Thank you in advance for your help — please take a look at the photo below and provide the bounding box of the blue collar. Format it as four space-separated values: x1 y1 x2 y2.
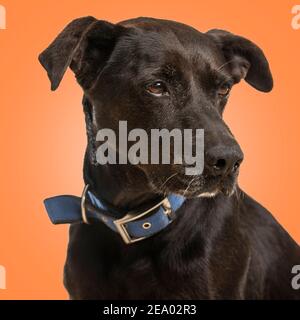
44 185 185 244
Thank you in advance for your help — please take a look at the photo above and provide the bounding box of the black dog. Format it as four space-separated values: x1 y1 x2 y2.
39 16 300 299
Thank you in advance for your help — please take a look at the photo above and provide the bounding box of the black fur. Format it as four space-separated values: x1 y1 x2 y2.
39 16 300 299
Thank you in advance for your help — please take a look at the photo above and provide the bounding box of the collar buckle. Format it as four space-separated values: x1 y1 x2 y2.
114 197 172 244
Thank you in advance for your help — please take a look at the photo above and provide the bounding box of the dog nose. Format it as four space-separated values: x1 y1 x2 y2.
205 145 244 176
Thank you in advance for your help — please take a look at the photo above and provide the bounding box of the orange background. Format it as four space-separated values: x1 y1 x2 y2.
0 0 299 299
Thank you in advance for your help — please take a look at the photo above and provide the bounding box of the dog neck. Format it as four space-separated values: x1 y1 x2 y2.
83 152 163 213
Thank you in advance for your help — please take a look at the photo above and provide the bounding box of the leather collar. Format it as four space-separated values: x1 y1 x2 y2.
44 185 185 244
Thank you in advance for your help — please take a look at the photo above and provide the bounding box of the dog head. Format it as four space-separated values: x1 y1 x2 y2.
39 16 273 198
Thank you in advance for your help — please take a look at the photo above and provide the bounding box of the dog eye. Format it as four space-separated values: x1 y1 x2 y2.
217 85 231 97
146 81 169 96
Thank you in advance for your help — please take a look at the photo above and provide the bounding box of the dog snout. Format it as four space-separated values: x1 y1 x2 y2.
205 144 244 177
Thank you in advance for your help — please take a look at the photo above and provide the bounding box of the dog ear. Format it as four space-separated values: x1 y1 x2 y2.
38 16 124 91
206 29 273 92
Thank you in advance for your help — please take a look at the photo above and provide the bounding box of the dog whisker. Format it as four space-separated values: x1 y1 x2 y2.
182 176 197 197
216 58 235 71
159 173 179 189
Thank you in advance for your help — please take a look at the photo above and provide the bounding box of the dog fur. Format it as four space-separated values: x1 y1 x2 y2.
39 16 300 299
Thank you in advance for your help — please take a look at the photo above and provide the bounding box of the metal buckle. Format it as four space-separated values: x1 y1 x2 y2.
114 197 172 244
81 184 90 224
81 184 173 244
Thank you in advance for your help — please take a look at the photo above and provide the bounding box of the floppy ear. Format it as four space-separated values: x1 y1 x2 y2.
207 29 273 92
38 16 124 91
